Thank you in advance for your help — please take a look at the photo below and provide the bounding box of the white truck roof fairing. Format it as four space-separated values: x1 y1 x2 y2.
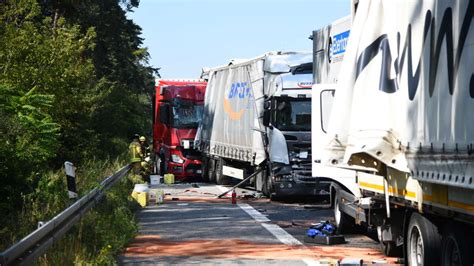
312 16 351 84
271 73 313 97
196 51 313 164
203 51 312 74
263 51 312 73
322 0 474 182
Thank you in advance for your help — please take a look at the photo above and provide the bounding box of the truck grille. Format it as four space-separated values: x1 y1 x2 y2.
186 164 202 174
181 149 202 160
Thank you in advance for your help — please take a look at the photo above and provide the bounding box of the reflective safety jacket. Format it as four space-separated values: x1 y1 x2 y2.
129 140 143 163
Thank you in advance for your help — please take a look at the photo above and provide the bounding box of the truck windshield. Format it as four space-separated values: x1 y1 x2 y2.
171 100 203 128
274 98 311 131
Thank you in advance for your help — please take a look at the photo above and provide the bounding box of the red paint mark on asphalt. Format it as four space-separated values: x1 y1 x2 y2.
123 235 398 263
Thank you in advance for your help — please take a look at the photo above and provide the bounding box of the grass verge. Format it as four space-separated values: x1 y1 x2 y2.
1 156 141 264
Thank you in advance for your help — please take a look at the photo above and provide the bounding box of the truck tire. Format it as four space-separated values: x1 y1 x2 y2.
201 158 210 182
215 159 229 185
441 223 473 266
334 189 353 234
154 155 165 176
153 156 159 174
262 169 274 198
208 159 216 183
406 213 441 266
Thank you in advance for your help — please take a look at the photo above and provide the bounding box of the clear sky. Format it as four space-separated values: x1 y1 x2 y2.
127 0 350 79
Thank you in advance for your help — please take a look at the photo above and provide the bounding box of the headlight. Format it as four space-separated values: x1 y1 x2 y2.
182 140 191 149
171 154 184 164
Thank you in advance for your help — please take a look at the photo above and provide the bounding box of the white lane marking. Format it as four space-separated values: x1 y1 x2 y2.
238 203 271 222
216 185 230 193
261 223 302 245
302 258 320 266
241 204 319 265
215 185 318 265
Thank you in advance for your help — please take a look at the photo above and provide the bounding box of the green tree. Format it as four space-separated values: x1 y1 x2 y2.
0 0 96 224
0 0 155 244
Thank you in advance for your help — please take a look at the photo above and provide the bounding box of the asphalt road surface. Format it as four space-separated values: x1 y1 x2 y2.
119 183 401 265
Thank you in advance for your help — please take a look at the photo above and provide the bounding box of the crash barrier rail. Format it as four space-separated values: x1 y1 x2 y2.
0 164 131 266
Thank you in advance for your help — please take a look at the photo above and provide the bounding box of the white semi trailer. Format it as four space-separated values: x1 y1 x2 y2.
197 52 328 198
311 0 474 265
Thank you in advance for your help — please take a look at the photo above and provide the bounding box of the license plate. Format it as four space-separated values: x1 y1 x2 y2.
196 170 202 174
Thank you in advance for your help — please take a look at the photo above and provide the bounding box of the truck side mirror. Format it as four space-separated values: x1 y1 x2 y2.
263 109 270 127
159 104 170 125
262 99 271 127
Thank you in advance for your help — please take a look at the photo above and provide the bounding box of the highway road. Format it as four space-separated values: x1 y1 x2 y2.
119 183 400 265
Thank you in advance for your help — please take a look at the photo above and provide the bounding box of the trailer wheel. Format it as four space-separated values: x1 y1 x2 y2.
441 223 473 266
208 159 216 183
406 213 441 266
334 189 353 234
215 159 229 185
201 158 210 182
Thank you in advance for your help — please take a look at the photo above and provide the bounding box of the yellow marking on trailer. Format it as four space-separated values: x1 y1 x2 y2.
358 181 384 193
423 195 433 202
448 200 474 212
358 181 416 198
422 195 474 213
431 184 448 205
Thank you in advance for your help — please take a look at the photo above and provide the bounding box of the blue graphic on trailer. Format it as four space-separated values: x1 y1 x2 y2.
329 30 350 61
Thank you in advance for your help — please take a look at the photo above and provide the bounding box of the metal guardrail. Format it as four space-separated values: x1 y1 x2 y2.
0 164 131 266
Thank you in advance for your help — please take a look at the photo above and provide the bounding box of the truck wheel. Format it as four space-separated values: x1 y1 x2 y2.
215 159 229 185
154 155 164 176
153 157 159 174
201 158 210 182
406 213 441 266
441 223 473 266
334 189 353 234
261 167 273 197
208 159 216 183
262 174 269 197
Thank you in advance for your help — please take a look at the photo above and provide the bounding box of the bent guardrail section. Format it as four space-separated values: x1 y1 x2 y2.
0 165 131 266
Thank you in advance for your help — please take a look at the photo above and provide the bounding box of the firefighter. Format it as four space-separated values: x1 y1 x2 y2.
139 136 152 182
129 134 143 177
139 136 150 156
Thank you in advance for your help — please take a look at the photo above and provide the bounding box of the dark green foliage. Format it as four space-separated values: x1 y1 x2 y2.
0 0 155 261
0 158 140 264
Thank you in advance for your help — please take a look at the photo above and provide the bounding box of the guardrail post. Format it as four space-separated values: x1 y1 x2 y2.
64 162 77 199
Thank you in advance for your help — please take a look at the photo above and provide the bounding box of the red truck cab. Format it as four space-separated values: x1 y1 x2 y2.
153 79 207 180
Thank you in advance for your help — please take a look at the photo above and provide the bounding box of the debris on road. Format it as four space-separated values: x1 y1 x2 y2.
305 221 345 245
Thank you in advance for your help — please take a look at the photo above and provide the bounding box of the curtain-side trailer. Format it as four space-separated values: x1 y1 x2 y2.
311 0 474 264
